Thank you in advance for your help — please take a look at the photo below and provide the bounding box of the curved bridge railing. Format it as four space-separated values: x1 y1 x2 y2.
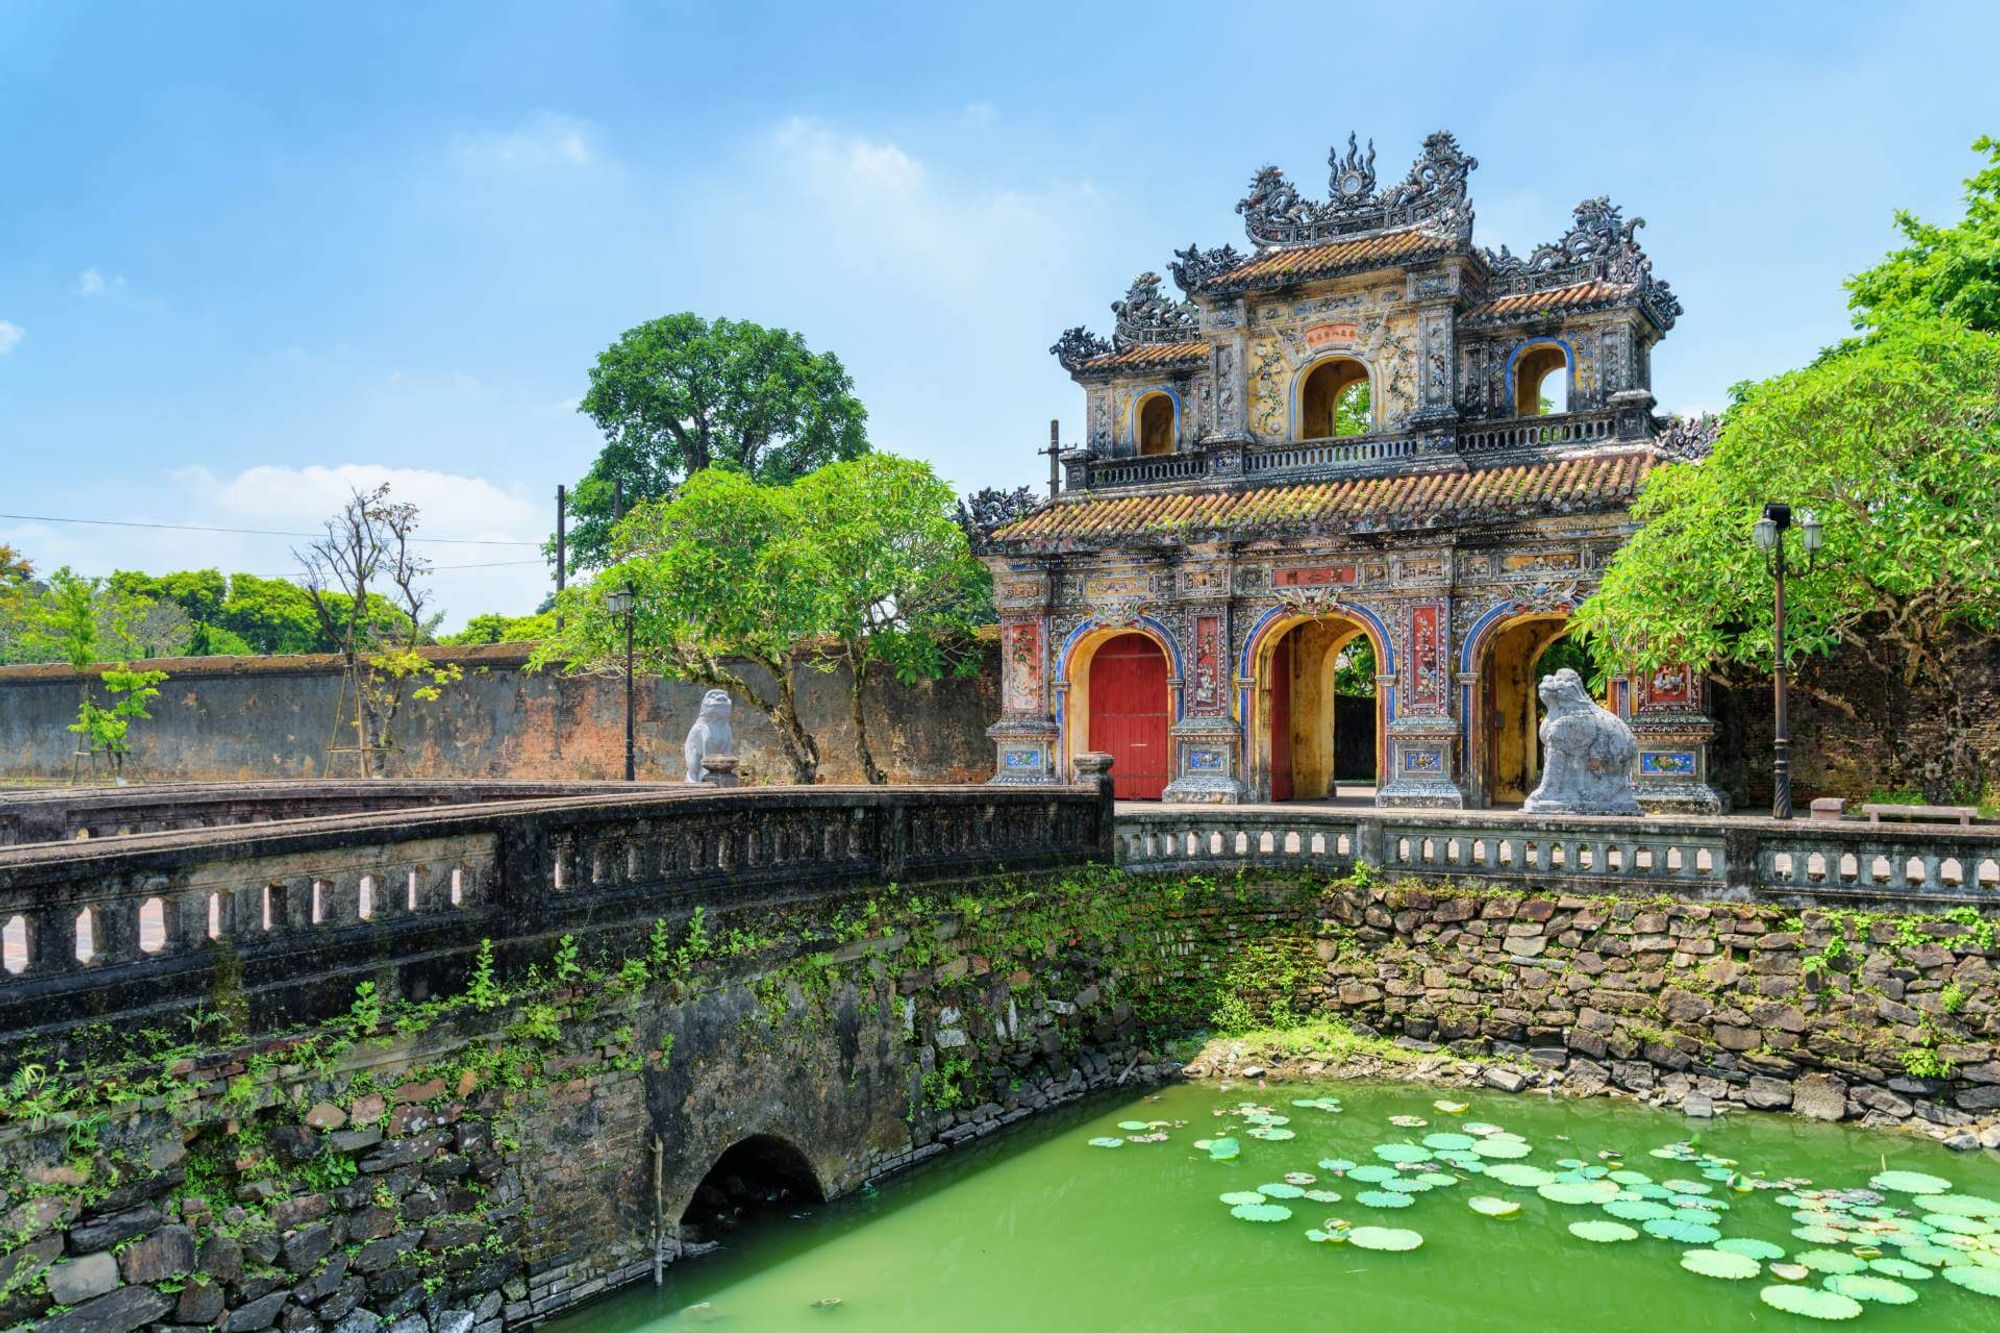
0 782 1114 1046
1115 806 2000 905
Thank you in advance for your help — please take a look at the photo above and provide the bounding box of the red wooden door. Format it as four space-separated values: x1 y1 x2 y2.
1088 634 1169 800
1270 635 1294 802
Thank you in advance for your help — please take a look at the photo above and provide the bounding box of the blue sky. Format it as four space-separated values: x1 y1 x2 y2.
2 2 1995 626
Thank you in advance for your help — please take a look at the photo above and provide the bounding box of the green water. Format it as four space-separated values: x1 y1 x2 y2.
550 1081 2000 1332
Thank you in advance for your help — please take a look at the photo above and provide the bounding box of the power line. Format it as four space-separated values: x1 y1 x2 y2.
0 512 544 547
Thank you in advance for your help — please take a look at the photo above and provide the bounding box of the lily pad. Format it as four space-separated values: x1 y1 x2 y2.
1871 1170 1953 1195
1374 1144 1433 1164
1087 1137 1125 1148
1283 1172 1317 1186
1642 1218 1722 1245
1795 1249 1868 1275
1433 1099 1468 1114
1759 1285 1864 1320
1609 1170 1654 1186
1942 1265 2000 1296
1207 1137 1240 1161
1867 1257 1934 1280
1303 1189 1343 1204
1770 1263 1811 1281
1423 1132 1478 1152
1463 1122 1506 1137
1824 1274 1919 1305
1472 1137 1533 1160
1570 1220 1639 1243
1715 1237 1787 1261
1355 1190 1414 1209
1540 1180 1621 1206
1928 1194 2000 1219
1484 1163 1557 1189
1348 1226 1424 1252
1259 1182 1306 1199
1220 1190 1268 1206
1468 1196 1520 1218
1248 1127 1296 1142
1925 1213 1995 1236
1681 1249 1761 1279
1388 1114 1429 1128
1346 1165 1400 1184
1231 1201 1293 1222
1317 1158 1358 1174
1605 1199 1675 1222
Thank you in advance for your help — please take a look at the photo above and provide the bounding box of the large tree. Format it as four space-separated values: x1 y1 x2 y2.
1846 137 2000 335
531 468 832 782
1573 318 2000 797
564 314 870 570
792 455 990 783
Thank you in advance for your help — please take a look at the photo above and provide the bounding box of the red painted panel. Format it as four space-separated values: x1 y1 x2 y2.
1271 636 1294 802
1088 634 1170 800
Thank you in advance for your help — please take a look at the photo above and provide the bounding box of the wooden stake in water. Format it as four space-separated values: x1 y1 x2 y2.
653 1134 665 1287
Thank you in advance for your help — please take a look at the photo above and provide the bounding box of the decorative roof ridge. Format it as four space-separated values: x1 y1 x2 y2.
1052 271 1204 371
1480 197 1682 330
1233 130 1478 251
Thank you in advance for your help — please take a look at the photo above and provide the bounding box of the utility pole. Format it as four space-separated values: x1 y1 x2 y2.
553 484 566 630
1039 419 1063 498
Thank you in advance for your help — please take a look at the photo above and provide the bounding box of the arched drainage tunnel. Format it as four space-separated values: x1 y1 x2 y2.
678 1135 828 1245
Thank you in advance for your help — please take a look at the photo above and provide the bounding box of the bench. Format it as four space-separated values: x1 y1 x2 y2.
1861 802 1979 827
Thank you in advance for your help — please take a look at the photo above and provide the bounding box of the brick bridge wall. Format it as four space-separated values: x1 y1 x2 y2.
0 641 996 787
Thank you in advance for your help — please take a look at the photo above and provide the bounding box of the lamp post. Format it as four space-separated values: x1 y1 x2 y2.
1750 502 1822 819
604 582 638 782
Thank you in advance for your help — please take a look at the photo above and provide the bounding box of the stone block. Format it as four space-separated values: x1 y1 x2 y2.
38 1282 172 1333
1792 1073 1848 1122
177 1278 227 1325
47 1252 122 1305
1744 1076 1793 1110
222 1290 295 1332
69 1205 161 1253
119 1224 194 1283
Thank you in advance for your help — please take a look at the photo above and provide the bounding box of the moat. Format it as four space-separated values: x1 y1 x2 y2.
549 1080 2000 1332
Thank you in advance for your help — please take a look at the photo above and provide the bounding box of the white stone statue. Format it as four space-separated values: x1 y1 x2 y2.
683 689 734 783
1522 668 1642 815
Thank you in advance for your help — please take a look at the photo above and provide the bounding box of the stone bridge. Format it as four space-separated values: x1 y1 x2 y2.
3 780 1997 1333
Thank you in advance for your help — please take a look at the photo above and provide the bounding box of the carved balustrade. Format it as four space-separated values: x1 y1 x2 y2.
1071 409 1624 492
1116 807 2000 905
0 783 1113 1044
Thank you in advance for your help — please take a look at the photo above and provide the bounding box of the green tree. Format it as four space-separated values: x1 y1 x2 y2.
531 468 833 782
791 454 991 783
215 573 331 654
1573 318 2000 797
565 314 870 570
69 665 170 783
1333 380 1372 437
1847 137 2000 335
0 544 34 664
441 611 556 645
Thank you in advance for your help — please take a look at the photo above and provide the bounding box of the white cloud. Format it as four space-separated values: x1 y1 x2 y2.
455 112 596 172
75 268 124 297
0 321 23 355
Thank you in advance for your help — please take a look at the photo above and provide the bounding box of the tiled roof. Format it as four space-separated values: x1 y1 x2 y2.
990 450 1652 549
1213 228 1459 289
1464 280 1630 321
1076 340 1211 372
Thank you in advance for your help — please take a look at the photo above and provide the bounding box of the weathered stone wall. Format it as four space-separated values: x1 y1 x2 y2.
1709 630 2000 808
1312 882 2000 1142
0 642 997 787
0 871 1308 1333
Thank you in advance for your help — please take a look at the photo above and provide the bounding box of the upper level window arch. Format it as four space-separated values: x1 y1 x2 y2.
1134 390 1177 456
1511 341 1571 417
1297 357 1372 439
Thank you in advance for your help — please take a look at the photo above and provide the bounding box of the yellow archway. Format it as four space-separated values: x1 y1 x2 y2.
1478 612 1576 805
1248 611 1387 802
1295 356 1373 439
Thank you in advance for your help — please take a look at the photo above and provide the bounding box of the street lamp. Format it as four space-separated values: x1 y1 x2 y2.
1750 502 1821 819
604 582 639 782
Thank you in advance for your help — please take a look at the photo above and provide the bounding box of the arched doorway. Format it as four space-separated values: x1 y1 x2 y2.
1480 614 1579 805
1258 615 1381 802
1513 343 1570 416
679 1134 825 1244
1085 633 1170 799
1137 393 1176 455
1298 358 1372 438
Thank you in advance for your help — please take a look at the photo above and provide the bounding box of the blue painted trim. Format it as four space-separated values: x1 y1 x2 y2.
1126 385 1183 451
1504 336 1575 412
1287 352 1376 439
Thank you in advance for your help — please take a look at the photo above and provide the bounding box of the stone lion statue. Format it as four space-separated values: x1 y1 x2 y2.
1522 668 1641 815
683 689 734 784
